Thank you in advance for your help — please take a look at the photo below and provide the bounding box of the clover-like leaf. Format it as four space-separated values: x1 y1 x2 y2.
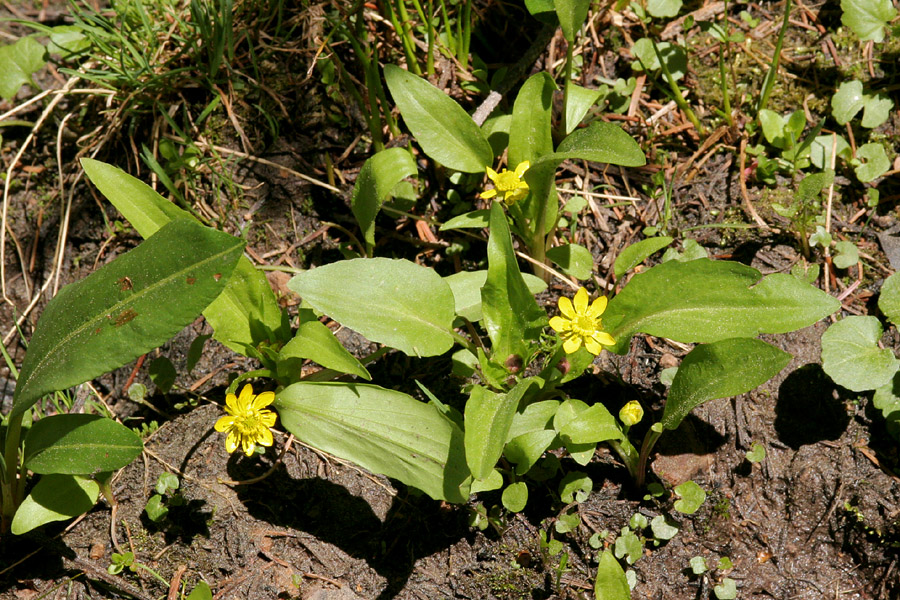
840 0 897 42
821 316 899 392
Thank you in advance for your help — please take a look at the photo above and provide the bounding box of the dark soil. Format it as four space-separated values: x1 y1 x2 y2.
2 1 900 599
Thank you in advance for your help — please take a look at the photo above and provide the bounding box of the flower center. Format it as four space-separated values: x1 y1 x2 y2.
495 170 523 191
233 411 264 435
573 315 598 336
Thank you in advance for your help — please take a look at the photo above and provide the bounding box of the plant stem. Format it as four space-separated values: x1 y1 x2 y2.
651 38 705 137
560 41 574 138
756 0 791 115
608 436 641 481
635 426 663 489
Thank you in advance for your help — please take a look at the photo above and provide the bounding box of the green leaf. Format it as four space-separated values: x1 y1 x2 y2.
840 0 896 42
278 319 371 380
465 379 536 480
440 209 491 231
810 134 850 170
690 556 708 575
821 316 899 392
745 441 766 463
646 0 682 18
758 109 786 146
24 414 142 474
557 401 622 444
555 0 591 41
614 529 643 565
186 334 211 373
0 36 46 101
650 515 679 540
502 481 529 512
148 357 176 393
662 338 790 430
614 237 673 279
878 272 900 327
481 203 549 361
861 92 893 128
351 147 417 249
833 241 859 269
48 25 90 55
186 582 212 600
713 578 737 600
444 270 547 322
383 64 492 173
509 72 556 168
559 471 592 503
831 80 865 125
80 158 287 354
595 550 631 600
854 143 890 183
10 474 100 535
508 400 559 440
630 39 687 80
564 82 602 134
288 257 456 357
604 259 840 354
673 480 706 514
12 219 243 418
470 469 504 493
506 430 557 475
546 243 593 280
553 121 646 167
275 382 470 503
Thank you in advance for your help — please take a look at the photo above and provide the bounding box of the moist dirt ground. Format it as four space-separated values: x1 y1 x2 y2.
1 1 900 599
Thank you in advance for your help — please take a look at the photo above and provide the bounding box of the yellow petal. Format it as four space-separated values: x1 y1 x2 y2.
480 188 497 199
237 384 254 406
214 416 235 432
587 296 608 318
573 287 589 314
486 167 499 182
225 431 239 453
260 411 277 428
584 337 603 355
594 331 616 346
242 438 256 456
252 391 275 410
549 315 571 333
562 335 583 354
257 427 274 447
514 161 530 177
224 393 239 414
558 296 576 319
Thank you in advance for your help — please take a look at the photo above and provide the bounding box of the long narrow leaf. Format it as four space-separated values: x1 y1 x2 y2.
12 219 243 417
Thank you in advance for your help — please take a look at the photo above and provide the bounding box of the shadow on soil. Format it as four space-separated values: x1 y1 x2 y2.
235 468 468 600
774 363 851 449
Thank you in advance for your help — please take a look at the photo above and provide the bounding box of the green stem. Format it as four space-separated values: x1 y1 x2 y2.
651 38 705 137
756 0 791 115
560 42 574 138
459 0 472 70
387 0 422 75
1 412 24 528
718 0 732 126
635 426 663 489
608 435 641 481
226 369 275 396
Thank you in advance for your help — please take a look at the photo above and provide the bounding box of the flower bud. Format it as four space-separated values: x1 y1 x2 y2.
556 357 571 375
619 400 644 427
505 354 523 374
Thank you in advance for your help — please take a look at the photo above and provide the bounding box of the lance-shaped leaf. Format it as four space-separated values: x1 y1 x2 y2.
465 379 536 480
613 236 673 279
277 317 371 380
288 257 456 357
383 64 492 173
444 270 547 322
509 72 556 168
661 338 791 430
595 549 631 600
81 158 287 353
351 147 418 250
10 474 100 535
275 382 470 503
555 0 591 41
564 82 602 135
603 259 840 354
821 316 899 392
24 414 142 474
12 219 243 417
481 203 549 362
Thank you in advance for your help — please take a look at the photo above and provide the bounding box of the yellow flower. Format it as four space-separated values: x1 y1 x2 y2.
549 287 615 355
214 384 277 456
619 400 644 427
480 161 530 205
